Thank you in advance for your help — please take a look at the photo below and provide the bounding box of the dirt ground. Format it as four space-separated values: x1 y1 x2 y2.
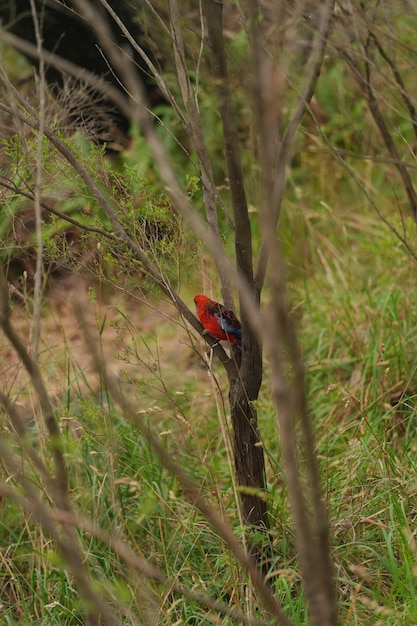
0 275 207 424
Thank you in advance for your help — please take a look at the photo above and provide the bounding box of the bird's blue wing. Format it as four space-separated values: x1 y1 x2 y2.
216 313 241 336
216 306 242 348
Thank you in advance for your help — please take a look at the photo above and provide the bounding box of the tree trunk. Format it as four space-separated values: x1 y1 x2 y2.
229 377 268 530
228 327 270 572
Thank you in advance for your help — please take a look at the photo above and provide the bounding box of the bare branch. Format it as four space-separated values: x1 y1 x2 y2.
371 33 417 143
333 7 417 221
203 0 254 288
169 0 234 307
255 0 335 289
266 248 337 626
99 0 187 121
29 0 45 359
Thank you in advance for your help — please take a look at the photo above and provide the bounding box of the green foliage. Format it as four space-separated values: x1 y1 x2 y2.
0 126 198 292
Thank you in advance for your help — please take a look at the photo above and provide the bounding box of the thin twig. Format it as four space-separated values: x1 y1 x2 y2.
169 0 234 307
266 248 337 626
203 1 254 289
29 0 45 359
0 177 118 239
371 32 417 142
333 15 417 221
255 0 335 290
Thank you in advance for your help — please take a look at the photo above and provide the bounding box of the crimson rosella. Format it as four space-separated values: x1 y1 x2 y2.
194 294 242 349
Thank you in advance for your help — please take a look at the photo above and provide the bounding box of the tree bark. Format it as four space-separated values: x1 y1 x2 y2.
229 377 268 531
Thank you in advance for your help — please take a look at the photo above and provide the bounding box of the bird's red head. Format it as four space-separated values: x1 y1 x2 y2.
194 294 210 307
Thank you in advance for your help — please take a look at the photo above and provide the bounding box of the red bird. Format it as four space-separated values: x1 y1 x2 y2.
194 294 242 349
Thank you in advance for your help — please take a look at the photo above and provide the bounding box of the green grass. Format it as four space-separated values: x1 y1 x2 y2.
3 178 417 624
281 181 417 624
